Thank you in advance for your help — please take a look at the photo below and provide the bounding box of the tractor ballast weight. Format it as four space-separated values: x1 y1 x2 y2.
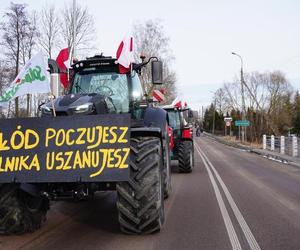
0 54 172 235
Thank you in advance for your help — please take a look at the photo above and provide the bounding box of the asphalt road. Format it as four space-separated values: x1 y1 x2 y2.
1 135 300 250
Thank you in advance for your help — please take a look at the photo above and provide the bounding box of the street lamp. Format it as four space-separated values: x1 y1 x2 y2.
232 52 246 141
231 52 243 69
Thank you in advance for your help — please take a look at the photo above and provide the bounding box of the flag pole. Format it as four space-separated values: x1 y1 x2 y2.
6 101 10 118
65 0 76 89
67 44 73 83
73 0 76 60
50 95 56 117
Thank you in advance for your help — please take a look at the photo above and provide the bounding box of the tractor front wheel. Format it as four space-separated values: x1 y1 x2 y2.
0 184 49 235
117 137 165 234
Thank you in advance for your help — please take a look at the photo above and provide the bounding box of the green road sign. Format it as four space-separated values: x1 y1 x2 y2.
235 120 250 126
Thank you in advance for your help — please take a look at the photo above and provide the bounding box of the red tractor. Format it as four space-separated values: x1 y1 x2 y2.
163 103 194 173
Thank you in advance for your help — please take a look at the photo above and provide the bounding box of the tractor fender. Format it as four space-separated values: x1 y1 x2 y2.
48 59 59 73
131 107 169 172
143 107 168 139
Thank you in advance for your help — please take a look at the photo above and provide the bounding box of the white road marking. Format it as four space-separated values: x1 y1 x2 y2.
195 143 261 250
195 144 242 250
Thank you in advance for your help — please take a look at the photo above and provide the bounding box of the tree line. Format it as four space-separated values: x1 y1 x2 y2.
203 70 300 141
0 2 177 118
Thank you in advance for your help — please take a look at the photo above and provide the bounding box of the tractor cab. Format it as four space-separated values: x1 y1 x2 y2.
41 56 145 117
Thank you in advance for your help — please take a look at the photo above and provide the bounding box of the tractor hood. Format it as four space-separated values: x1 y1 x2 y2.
41 93 110 116
55 93 94 108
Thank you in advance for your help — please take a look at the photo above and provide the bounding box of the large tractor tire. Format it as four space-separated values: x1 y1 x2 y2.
0 184 49 235
163 133 172 199
178 140 194 173
117 137 165 234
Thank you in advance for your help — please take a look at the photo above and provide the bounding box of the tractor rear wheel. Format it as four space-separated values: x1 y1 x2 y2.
178 140 194 173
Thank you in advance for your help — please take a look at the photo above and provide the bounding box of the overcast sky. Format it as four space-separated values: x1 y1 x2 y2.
1 0 300 110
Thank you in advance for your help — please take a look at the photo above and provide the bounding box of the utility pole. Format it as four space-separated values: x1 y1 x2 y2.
212 99 216 134
240 64 246 141
232 52 246 142
202 105 204 127
241 67 247 141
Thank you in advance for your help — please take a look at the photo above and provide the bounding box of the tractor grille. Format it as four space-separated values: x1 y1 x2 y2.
55 111 68 116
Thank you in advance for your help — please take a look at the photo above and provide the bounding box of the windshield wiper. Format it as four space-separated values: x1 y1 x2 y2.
74 80 85 94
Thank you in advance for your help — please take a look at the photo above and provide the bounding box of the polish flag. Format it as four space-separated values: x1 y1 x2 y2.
174 101 182 109
116 34 134 74
171 97 188 109
171 97 182 109
56 48 69 88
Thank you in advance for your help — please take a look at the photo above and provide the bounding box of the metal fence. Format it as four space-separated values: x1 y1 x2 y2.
263 135 299 158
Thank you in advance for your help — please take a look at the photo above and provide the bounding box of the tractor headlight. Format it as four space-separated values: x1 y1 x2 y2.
73 102 93 113
41 105 52 114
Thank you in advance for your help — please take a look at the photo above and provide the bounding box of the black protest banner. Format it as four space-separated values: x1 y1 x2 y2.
0 114 130 183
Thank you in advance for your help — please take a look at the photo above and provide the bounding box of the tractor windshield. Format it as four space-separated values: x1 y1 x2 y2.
167 110 181 130
71 70 134 113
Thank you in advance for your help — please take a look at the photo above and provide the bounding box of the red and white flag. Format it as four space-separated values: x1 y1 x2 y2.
116 34 134 74
174 101 182 109
171 97 188 109
56 48 69 88
171 97 182 108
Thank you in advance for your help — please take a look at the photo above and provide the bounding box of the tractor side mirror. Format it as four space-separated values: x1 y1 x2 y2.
188 110 194 118
48 59 59 73
151 60 163 84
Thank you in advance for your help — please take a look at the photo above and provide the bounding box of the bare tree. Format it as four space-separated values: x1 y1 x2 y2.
0 60 13 93
215 70 293 138
15 10 39 117
61 2 96 59
39 5 61 58
222 80 241 110
244 71 292 134
133 19 177 103
27 12 39 60
0 60 13 117
162 66 177 103
0 3 31 117
1 3 29 76
20 11 39 64
213 87 229 114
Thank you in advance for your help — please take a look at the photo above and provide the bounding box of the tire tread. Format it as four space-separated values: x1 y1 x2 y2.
117 137 164 234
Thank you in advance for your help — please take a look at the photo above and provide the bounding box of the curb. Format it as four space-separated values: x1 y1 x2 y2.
250 148 300 168
203 132 300 169
203 132 251 151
